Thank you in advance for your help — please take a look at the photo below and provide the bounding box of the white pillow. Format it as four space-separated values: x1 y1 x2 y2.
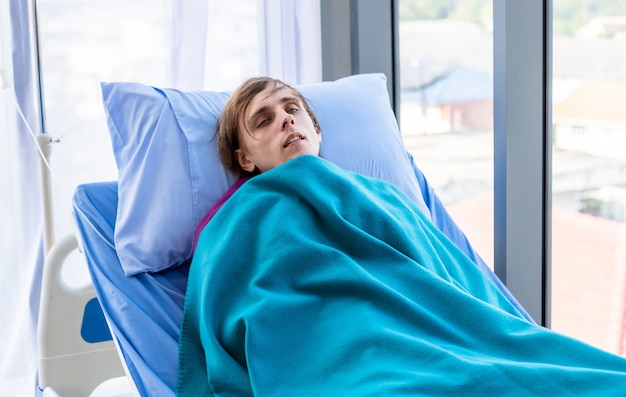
101 73 429 276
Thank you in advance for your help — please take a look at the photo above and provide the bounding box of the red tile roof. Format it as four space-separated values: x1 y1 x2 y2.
553 81 626 125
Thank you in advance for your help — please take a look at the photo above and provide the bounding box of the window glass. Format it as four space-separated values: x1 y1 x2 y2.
399 0 495 267
551 1 626 354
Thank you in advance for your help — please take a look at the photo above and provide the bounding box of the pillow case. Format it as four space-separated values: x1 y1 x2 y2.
101 73 430 276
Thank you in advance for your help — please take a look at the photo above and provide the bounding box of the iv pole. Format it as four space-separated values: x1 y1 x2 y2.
31 0 56 254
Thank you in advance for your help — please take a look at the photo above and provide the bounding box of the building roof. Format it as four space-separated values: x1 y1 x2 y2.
402 65 493 105
446 191 626 355
577 16 626 40
553 81 626 125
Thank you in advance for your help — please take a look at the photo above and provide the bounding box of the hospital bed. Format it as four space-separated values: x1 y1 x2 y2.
37 73 530 396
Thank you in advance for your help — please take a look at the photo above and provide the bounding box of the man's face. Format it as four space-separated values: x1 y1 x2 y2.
235 85 321 174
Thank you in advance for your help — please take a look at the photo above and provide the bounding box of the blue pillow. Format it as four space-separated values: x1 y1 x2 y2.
101 73 430 276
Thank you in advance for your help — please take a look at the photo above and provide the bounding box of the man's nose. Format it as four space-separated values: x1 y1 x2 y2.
281 113 295 129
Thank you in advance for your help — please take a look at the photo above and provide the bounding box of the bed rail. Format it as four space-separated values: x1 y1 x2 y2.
37 233 127 396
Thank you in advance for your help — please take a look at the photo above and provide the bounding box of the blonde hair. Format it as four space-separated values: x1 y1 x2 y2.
217 77 321 178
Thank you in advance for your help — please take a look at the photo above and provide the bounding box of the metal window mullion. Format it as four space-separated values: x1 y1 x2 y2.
493 0 552 326
320 0 399 115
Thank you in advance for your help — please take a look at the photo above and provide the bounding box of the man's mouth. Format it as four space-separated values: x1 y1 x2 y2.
284 134 304 148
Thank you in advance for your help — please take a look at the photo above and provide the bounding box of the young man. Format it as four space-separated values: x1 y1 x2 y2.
217 76 322 177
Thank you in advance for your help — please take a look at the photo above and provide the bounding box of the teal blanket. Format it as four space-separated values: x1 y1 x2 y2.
178 155 626 396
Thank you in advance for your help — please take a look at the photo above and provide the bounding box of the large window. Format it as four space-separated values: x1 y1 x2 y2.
399 1 626 342
551 1 626 354
398 0 495 267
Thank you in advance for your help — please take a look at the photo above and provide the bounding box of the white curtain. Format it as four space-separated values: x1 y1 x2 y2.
172 0 322 90
171 0 322 89
0 0 45 395
257 0 322 86
171 0 209 90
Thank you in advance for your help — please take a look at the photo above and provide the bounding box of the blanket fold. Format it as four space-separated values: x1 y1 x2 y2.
178 155 626 396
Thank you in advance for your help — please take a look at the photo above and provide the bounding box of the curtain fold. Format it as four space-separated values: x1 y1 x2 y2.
0 0 45 395
172 0 322 89
257 0 322 85
171 0 209 90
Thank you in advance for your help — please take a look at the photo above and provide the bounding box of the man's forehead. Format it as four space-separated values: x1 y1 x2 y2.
250 86 296 107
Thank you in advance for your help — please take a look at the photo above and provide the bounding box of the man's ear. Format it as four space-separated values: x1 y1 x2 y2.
235 149 256 172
